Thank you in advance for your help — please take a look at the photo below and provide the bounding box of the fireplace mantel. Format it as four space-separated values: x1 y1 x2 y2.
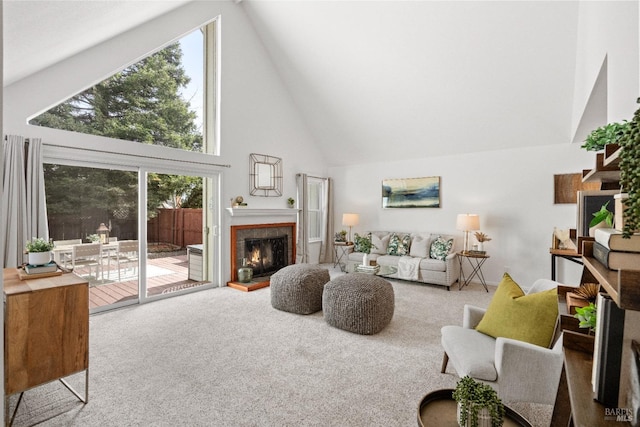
225 208 298 217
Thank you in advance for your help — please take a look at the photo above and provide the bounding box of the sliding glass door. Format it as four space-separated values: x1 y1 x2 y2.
45 162 219 312
144 171 210 300
45 163 140 311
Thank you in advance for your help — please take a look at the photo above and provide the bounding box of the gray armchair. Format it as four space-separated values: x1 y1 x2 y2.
440 278 565 405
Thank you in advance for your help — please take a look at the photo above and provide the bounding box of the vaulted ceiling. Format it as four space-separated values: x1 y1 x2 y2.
4 1 581 166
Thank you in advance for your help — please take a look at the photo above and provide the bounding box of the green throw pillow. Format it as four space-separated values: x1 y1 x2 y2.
430 236 453 260
387 233 411 256
476 273 558 348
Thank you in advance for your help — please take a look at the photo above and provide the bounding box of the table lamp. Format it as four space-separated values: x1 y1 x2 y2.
342 213 359 244
456 214 480 254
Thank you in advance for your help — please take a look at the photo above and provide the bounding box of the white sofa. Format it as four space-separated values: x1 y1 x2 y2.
344 231 460 290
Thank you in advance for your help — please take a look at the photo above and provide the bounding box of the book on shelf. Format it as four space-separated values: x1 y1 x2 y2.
24 261 58 274
592 292 625 407
594 228 640 252
592 242 640 270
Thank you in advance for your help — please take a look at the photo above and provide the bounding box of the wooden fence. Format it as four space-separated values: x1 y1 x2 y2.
147 208 203 247
49 208 203 249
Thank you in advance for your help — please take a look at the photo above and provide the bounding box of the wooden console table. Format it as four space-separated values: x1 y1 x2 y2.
3 268 89 425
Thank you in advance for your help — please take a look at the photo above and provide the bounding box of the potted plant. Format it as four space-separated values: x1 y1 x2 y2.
452 376 505 427
589 201 614 236
25 237 55 266
334 230 347 242
87 234 100 243
581 121 629 151
287 197 295 208
574 302 597 334
354 233 377 266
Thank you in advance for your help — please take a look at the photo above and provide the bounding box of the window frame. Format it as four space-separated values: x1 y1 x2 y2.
307 178 324 243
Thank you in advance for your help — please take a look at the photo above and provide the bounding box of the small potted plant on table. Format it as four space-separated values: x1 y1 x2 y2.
452 376 505 427
25 237 55 266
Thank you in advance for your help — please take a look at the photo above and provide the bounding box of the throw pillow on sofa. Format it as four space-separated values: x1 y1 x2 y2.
387 233 411 256
430 236 453 260
410 234 430 258
371 233 391 254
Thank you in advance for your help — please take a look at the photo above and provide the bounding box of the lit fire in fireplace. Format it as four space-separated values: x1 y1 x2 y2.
244 235 287 277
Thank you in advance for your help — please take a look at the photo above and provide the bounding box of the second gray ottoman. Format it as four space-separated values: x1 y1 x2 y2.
323 273 395 335
270 264 330 314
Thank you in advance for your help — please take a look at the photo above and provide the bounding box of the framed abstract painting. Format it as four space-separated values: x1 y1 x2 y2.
382 177 441 208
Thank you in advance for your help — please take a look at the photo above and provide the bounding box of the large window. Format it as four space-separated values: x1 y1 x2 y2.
308 179 324 242
29 25 212 154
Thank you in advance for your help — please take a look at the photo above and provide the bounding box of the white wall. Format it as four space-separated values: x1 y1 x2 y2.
330 143 596 288
571 0 639 142
3 1 327 284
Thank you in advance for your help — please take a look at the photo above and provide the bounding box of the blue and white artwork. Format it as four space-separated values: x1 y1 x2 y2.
382 177 441 208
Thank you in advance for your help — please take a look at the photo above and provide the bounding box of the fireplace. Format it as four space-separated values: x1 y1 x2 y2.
229 222 296 290
244 235 288 277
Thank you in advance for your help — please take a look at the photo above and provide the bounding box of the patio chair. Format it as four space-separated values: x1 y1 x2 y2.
72 243 102 281
53 239 82 268
110 240 139 281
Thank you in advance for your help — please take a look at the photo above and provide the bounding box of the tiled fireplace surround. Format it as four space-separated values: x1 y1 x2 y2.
229 222 296 283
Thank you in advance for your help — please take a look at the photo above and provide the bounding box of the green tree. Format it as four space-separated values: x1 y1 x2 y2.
33 42 203 226
32 43 202 151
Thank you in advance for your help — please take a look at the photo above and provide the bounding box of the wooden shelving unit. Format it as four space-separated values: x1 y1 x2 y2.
603 143 621 167
581 143 622 189
552 143 639 426
581 240 640 311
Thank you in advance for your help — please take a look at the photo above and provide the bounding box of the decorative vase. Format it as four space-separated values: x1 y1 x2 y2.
456 402 492 427
237 258 253 283
28 251 52 266
477 242 484 252
362 253 369 266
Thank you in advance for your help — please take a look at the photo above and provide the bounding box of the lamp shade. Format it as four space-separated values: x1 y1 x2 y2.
342 213 359 227
456 214 480 231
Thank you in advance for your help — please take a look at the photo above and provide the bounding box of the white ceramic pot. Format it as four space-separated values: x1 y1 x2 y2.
457 402 492 427
28 251 52 266
362 253 369 266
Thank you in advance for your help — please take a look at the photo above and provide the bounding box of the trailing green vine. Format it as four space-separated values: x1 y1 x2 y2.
452 376 505 427
618 98 640 238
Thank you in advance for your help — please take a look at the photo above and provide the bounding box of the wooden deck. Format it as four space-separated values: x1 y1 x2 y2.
75 253 208 309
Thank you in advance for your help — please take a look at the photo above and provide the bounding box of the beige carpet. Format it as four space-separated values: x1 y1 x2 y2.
7 266 553 426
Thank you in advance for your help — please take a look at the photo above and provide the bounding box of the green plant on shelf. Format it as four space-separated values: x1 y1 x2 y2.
589 201 614 228
574 302 597 334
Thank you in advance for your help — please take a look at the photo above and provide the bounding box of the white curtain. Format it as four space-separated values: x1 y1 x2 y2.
296 173 309 263
1 136 49 267
319 178 334 263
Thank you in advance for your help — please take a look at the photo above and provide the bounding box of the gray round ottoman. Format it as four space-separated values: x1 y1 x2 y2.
323 273 395 335
270 264 330 314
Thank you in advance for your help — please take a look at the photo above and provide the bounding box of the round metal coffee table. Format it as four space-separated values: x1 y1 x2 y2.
417 389 532 426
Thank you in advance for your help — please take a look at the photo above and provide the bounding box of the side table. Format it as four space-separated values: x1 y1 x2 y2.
333 242 354 272
4 268 89 426
457 251 489 292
